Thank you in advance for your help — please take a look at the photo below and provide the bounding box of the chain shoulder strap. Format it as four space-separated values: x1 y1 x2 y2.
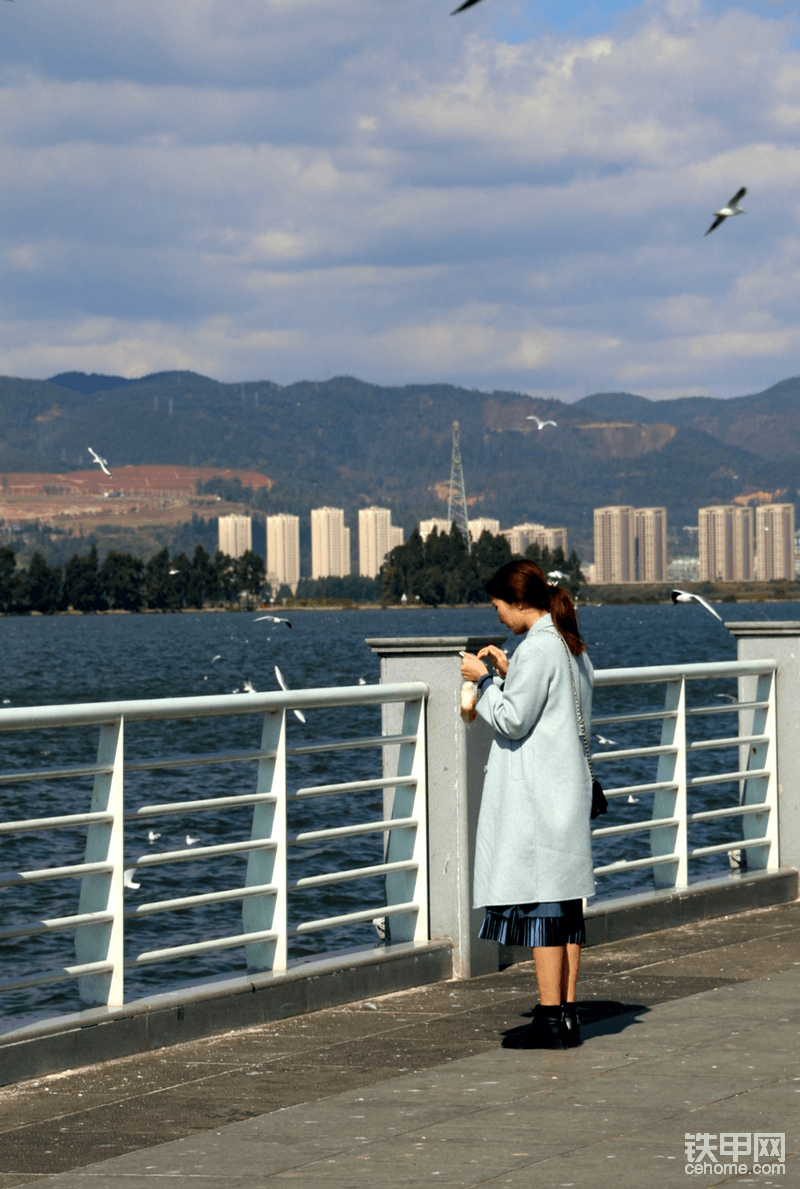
541 629 595 781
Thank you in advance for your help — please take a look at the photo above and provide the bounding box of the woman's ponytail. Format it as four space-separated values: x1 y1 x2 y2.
549 584 585 657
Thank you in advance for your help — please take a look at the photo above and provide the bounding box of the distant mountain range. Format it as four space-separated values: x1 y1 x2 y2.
1 370 798 557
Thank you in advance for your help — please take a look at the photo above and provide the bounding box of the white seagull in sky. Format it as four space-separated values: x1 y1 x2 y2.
705 187 746 236
274 665 306 722
547 570 568 582
87 446 112 477
255 614 292 628
526 414 558 431
671 590 723 622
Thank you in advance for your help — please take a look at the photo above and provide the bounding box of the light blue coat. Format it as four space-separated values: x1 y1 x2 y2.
473 613 596 908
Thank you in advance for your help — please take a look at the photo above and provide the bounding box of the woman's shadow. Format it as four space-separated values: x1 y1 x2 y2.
503 999 650 1042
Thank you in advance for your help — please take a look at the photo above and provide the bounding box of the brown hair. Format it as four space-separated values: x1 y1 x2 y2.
484 559 585 656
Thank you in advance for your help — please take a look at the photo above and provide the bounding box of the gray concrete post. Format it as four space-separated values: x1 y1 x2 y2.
729 623 800 875
367 635 506 979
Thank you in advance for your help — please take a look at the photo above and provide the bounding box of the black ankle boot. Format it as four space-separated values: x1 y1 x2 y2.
561 1003 581 1047
502 1004 568 1050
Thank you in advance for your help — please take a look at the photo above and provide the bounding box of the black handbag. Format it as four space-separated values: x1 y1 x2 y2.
547 631 608 820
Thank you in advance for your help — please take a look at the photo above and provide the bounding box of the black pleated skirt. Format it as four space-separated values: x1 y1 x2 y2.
479 899 585 947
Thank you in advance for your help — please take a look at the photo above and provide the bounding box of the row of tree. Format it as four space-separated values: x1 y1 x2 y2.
380 526 585 606
0 545 267 614
0 527 584 614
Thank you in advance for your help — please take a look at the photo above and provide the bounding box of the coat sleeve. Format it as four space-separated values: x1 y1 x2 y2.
476 637 554 740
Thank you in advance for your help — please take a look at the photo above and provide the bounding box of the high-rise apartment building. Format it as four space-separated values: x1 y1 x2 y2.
310 507 351 579
634 507 668 582
266 513 300 593
698 506 754 582
593 506 635 583
755 503 795 580
420 518 451 541
217 514 252 560
359 507 402 577
469 518 500 543
502 523 568 556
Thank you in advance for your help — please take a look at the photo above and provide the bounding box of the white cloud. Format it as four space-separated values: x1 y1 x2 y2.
2 0 800 397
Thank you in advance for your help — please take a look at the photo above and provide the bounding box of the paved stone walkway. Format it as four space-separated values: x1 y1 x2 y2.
1 901 798 1189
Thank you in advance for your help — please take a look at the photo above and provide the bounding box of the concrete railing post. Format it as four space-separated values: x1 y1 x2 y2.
728 623 800 875
367 635 506 978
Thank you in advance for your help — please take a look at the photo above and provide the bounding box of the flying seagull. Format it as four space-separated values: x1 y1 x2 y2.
705 187 746 236
671 589 723 622
526 415 558 431
451 0 483 9
274 665 306 722
255 614 292 628
596 734 617 746
547 569 567 581
87 446 111 477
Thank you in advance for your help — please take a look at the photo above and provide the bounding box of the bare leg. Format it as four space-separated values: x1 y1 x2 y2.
532 945 566 1005
562 943 581 1003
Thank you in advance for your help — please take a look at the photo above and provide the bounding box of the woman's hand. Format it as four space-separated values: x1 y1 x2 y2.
460 652 488 682
478 644 508 679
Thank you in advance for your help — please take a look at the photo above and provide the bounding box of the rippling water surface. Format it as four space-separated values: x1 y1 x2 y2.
2 599 798 1027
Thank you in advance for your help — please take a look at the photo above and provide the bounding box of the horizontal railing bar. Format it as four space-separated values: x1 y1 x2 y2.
124 748 275 773
688 769 770 788
591 817 679 839
0 763 112 787
0 860 112 888
594 854 678 875
690 839 771 858
287 734 416 757
130 839 277 867
126 884 278 918
0 911 114 942
126 792 276 821
132 930 279 965
290 860 417 891
292 776 416 799
0 682 430 731
686 701 769 717
591 710 678 727
591 744 675 763
290 817 417 845
688 804 769 823
594 660 776 688
0 811 113 835
0 961 113 994
604 781 678 798
290 902 419 935
688 735 768 752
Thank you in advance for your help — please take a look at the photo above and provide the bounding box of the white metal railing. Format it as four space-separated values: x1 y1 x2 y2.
590 659 779 890
0 682 428 1013
0 654 785 1040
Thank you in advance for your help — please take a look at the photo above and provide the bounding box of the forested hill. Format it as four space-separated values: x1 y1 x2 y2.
1 370 798 556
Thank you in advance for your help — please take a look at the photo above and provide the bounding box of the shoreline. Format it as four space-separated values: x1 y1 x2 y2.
3 584 800 618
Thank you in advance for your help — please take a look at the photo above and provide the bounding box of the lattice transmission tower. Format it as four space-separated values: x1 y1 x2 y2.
447 420 471 553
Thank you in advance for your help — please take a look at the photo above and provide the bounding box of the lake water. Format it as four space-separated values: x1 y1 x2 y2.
1 599 798 1028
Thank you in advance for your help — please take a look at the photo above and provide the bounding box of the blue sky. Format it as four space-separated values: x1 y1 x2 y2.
2 0 800 400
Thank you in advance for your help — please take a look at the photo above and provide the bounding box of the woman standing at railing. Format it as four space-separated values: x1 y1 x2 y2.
461 559 594 1049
